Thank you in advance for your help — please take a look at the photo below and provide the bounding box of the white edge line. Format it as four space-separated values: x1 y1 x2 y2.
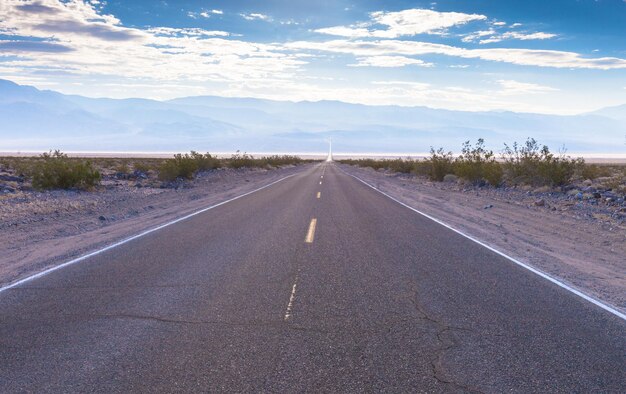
0 174 296 294
338 167 626 322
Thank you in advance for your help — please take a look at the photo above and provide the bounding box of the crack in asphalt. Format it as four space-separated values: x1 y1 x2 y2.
76 313 332 335
408 284 484 394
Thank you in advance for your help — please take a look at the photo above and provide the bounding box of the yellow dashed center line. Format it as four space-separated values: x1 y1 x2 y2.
317 192 321 199
319 181 322 185
305 218 317 243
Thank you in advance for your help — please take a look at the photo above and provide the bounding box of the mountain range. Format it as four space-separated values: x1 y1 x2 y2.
1 79 624 155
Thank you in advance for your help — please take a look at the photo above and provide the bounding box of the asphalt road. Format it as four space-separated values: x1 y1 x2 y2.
1 162 624 392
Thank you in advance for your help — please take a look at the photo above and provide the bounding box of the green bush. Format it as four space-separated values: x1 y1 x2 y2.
133 161 153 173
227 151 257 169
158 153 197 181
158 152 223 181
190 151 221 171
31 150 100 190
263 155 306 167
425 147 454 181
454 139 502 185
502 139 581 186
115 161 130 174
579 164 611 180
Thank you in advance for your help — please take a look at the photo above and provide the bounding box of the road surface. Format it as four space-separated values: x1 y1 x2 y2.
1 162 624 392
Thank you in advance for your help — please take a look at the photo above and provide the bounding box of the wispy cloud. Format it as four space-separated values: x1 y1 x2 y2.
0 40 74 53
349 55 433 68
478 31 557 44
497 79 558 95
315 9 486 38
188 9 223 19
0 0 303 85
0 1 623 113
240 13 271 21
286 39 626 70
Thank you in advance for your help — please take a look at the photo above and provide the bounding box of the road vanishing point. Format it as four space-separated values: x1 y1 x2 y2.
1 162 624 392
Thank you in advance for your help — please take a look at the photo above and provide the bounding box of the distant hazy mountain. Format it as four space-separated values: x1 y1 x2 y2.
1 79 624 154
591 104 626 122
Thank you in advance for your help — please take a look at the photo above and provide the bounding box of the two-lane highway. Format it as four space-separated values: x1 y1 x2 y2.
1 162 624 392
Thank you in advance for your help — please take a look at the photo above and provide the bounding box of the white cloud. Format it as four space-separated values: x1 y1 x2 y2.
479 31 556 44
462 29 496 43
0 0 304 86
240 13 271 21
349 56 433 68
315 8 486 38
189 9 223 19
510 23 522 28
463 28 556 44
372 80 431 89
0 0 622 113
497 79 558 95
492 21 506 26
286 39 626 70
147 27 231 37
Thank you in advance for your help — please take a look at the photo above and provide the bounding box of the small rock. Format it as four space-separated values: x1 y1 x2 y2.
443 174 458 183
98 215 106 221
0 175 24 183
534 199 546 207
133 170 148 179
582 186 597 193
533 186 551 194
575 192 584 200
135 182 143 188
1 184 15 193
592 192 602 199
483 204 493 209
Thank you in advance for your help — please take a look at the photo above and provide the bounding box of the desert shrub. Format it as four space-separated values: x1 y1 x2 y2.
115 161 130 174
30 150 100 190
158 153 199 181
413 160 431 177
158 151 223 181
338 157 416 173
132 161 153 173
263 155 306 167
227 151 257 169
190 151 222 171
502 139 581 186
579 164 611 180
454 139 502 185
425 147 454 181
483 161 504 186
386 158 414 174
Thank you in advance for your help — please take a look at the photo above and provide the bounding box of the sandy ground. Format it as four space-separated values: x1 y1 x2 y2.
0 165 307 289
339 164 626 315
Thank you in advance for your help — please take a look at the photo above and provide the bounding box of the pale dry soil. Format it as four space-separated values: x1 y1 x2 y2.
340 164 626 315
0 165 305 288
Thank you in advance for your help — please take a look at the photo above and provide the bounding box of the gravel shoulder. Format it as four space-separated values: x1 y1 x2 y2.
339 164 626 315
0 165 308 288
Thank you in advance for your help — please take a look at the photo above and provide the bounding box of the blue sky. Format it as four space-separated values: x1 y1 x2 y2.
0 0 625 114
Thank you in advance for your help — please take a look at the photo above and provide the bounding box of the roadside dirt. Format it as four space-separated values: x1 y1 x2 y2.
339 164 626 315
0 165 306 288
